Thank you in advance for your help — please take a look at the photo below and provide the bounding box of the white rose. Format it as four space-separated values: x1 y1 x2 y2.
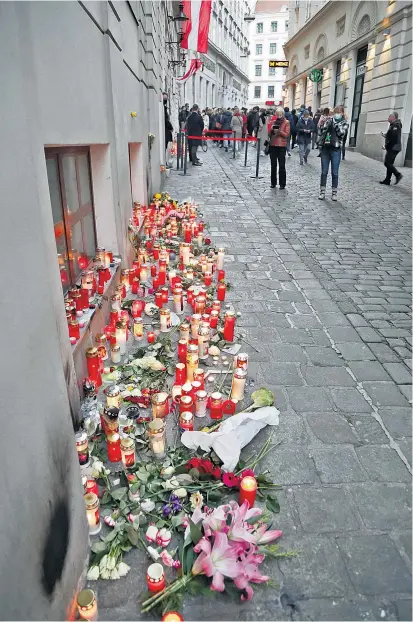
91 460 104 479
110 568 120 580
149 360 166 371
87 566 100 581
118 562 131 577
161 466 175 477
141 499 155 513
174 488 187 499
100 568 111 580
208 345 220 357
106 556 117 570
99 555 109 571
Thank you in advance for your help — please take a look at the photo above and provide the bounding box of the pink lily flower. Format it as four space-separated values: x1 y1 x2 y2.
253 523 283 544
234 546 270 601
227 502 259 544
192 532 240 592
202 505 227 538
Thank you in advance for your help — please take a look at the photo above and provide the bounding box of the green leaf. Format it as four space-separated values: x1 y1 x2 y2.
189 468 200 479
121 543 133 553
137 472 149 483
183 546 195 574
156 519 166 528
126 525 140 547
103 529 118 543
111 487 127 501
207 489 223 502
189 518 202 545
171 511 186 528
266 494 280 514
91 541 107 554
140 484 146 496
100 490 111 505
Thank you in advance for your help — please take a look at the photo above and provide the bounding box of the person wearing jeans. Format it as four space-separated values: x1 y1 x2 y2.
267 107 290 189
317 106 349 201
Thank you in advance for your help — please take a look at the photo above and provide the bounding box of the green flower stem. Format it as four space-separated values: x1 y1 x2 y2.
141 575 193 613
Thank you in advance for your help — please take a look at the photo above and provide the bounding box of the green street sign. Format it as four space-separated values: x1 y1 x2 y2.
309 68 323 83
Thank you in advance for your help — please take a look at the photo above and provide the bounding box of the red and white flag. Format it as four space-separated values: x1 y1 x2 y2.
176 58 203 83
180 0 212 54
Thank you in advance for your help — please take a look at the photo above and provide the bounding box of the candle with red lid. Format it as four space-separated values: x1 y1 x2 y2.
131 277 140 294
147 331 155 344
175 363 186 385
177 340 187 364
155 292 163 309
204 272 212 287
146 563 165 593
131 299 144 318
209 310 219 329
86 478 99 497
217 269 225 282
107 432 122 462
161 287 169 303
150 264 157 277
239 475 257 508
209 392 223 420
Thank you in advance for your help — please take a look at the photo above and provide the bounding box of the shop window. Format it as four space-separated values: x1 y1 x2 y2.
45 147 97 292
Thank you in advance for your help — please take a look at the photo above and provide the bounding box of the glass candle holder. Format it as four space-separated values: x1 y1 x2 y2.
223 310 236 342
75 431 90 467
175 363 186 385
148 419 166 459
239 475 257 508
191 314 201 340
84 493 101 535
140 264 149 283
231 369 247 401
158 260 167 285
155 291 164 309
95 333 108 362
115 321 127 354
197 326 210 359
217 283 226 302
77 589 98 621
209 310 219 329
173 288 184 314
180 410 194 432
102 406 119 436
161 287 169 303
161 613 184 622
178 339 187 364
195 390 208 417
111 344 121 364
104 384 122 409
147 331 156 344
210 392 223 420
191 381 202 400
203 271 212 287
147 563 165 593
120 437 136 469
186 344 199 382
212 300 221 313
217 248 225 271
160 308 171 332
68 320 80 341
151 392 169 419
217 269 225 282
120 268 131 292
86 347 102 388
132 299 144 318
181 382 193 397
107 432 122 462
86 478 99 497
235 353 249 370
181 242 191 266
133 317 144 341
179 395 193 414
193 368 205 388
179 323 190 343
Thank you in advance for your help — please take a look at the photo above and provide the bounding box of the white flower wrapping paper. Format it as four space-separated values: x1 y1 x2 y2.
181 406 280 472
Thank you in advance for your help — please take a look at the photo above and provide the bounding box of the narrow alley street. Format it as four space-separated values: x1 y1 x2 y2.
160 144 412 621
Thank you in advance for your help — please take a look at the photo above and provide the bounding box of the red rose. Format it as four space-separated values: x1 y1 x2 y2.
204 238 211 245
222 472 241 488
187 457 202 470
241 469 255 479
199 459 214 474
211 466 222 479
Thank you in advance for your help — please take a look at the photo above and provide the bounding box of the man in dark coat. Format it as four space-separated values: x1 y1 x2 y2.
380 111 403 185
247 106 260 136
186 104 204 166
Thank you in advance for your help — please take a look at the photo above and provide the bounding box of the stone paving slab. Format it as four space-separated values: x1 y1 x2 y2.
96 145 412 621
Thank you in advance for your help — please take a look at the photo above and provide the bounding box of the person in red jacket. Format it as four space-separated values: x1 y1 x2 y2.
267 107 290 189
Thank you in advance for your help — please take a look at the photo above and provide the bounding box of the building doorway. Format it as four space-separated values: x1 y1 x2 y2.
349 46 368 146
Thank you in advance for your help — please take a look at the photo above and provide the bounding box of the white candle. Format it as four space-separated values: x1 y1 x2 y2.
191 314 201 339
140 264 149 283
197 233 203 246
173 289 184 314
217 248 225 271
181 243 190 266
115 323 127 354
168 269 177 285
160 309 171 333
231 369 247 401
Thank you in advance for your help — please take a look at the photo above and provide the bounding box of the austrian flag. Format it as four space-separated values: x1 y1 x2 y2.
180 0 212 54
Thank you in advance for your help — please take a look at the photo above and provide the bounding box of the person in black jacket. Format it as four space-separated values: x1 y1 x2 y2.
291 109 298 149
380 112 403 185
247 107 259 137
186 104 204 166
164 112 173 168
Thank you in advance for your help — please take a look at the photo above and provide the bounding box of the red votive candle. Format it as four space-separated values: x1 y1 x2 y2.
131 277 140 294
223 311 236 342
107 432 122 462
175 363 186 385
239 476 257 508
161 287 169 303
147 563 165 593
178 340 187 364
155 292 164 309
151 265 157 277
217 270 225 282
147 332 155 344
217 283 226 302
193 368 205 389
153 275 160 289
132 299 144 318
80 288 90 310
86 479 99 497
209 392 223 420
204 272 212 287
209 310 219 329
162 613 184 622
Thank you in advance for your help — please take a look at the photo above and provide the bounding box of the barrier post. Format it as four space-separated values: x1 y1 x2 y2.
244 137 248 166
232 132 236 159
183 134 187 175
176 132 181 170
255 138 260 178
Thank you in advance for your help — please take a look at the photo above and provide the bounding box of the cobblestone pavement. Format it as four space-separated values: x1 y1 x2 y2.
95 148 411 621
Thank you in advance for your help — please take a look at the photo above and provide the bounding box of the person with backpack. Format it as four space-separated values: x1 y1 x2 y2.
380 111 403 185
296 109 314 165
317 106 349 201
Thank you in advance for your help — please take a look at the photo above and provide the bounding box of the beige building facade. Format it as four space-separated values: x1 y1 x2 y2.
283 0 412 165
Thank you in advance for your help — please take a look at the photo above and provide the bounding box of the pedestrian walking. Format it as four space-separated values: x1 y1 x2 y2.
312 109 321 149
219 108 232 152
268 107 290 189
290 109 298 149
316 108 331 156
241 108 248 138
164 112 173 169
380 111 403 185
231 107 243 152
317 106 349 201
179 103 190 129
186 104 204 166
202 109 210 132
296 109 313 164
